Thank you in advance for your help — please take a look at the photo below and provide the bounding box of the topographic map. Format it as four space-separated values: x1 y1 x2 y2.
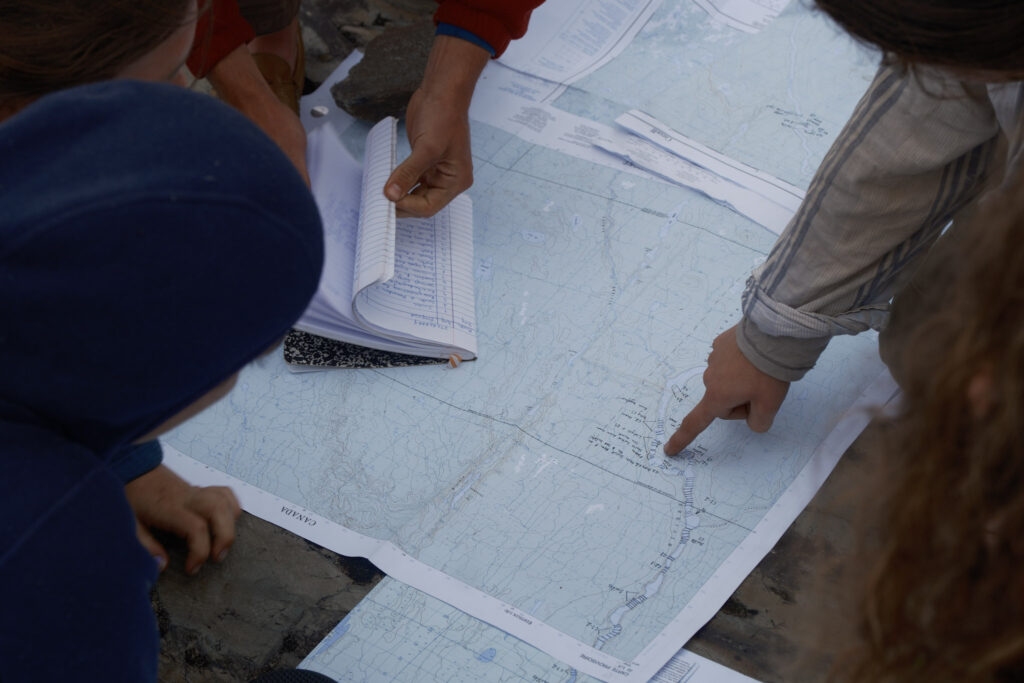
552 0 876 189
166 1 886 680
301 577 744 682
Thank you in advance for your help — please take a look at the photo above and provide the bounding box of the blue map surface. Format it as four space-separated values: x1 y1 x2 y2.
167 0 883 678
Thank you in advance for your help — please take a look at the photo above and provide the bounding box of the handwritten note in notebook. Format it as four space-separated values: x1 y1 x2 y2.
295 117 478 361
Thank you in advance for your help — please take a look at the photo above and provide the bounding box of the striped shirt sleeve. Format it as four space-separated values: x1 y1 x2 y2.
736 63 1002 381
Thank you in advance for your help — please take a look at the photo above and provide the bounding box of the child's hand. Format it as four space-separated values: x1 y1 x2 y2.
124 464 242 575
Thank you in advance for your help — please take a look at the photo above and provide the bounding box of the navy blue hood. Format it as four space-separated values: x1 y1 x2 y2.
0 79 324 456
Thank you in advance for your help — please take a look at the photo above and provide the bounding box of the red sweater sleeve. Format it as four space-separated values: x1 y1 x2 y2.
186 0 256 78
434 0 544 58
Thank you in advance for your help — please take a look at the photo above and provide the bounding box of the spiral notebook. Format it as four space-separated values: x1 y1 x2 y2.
292 117 477 365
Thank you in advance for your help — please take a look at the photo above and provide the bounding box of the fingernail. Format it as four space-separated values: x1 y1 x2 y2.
218 549 229 562
155 555 168 572
189 564 202 576
385 183 401 200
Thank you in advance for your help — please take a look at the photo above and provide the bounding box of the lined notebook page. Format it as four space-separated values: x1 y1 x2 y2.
301 123 362 323
352 117 397 295
353 195 476 355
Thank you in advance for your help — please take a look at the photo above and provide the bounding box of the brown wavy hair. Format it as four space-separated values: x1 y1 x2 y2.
0 1 197 105
814 0 1024 74
832 180 1024 681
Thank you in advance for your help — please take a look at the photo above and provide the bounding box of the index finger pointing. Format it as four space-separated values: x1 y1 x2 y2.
663 399 716 456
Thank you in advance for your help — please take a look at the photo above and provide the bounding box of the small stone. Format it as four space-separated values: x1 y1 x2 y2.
310 105 329 118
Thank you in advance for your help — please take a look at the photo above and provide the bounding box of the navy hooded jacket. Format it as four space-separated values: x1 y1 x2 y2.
0 80 323 681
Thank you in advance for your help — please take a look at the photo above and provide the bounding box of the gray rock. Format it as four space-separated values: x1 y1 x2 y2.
331 18 435 121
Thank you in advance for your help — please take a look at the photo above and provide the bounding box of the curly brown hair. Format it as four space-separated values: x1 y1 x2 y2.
0 1 197 105
832 180 1024 681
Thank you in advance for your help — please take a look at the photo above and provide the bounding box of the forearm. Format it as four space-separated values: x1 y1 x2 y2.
206 44 276 110
738 63 1001 380
417 35 490 109
207 45 308 183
